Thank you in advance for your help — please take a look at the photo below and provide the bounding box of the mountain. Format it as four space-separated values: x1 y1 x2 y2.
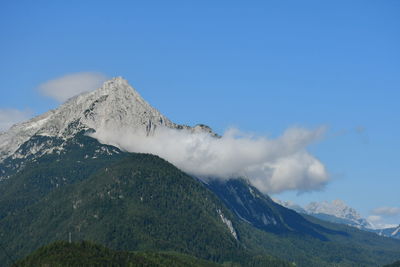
370 225 400 239
0 77 173 161
0 77 211 182
277 199 400 240
207 179 345 240
207 179 400 266
305 200 374 229
1 77 400 266
0 138 289 266
273 199 307 214
2 140 400 267
278 199 374 229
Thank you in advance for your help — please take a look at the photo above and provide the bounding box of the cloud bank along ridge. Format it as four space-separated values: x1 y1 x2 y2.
91 125 328 194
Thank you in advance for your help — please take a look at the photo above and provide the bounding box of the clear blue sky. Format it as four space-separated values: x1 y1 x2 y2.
1 0 399 225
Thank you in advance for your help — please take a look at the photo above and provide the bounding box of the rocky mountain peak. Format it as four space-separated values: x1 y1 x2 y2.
0 77 176 162
276 198 375 229
306 200 360 220
96 77 141 101
304 199 374 229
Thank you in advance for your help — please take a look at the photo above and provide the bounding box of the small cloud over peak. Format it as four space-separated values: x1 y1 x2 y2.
38 72 108 102
0 108 33 132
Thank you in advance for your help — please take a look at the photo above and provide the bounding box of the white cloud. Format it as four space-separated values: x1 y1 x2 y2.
38 72 108 102
372 207 400 216
367 215 398 229
90 125 329 194
368 206 400 229
0 108 33 132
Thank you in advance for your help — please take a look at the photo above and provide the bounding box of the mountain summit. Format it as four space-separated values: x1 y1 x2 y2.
305 200 374 229
0 77 177 163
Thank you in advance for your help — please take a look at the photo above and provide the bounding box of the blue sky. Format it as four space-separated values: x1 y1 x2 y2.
0 1 399 226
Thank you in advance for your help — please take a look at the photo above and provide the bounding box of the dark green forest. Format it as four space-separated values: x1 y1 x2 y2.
13 240 293 267
13 241 221 267
1 133 400 267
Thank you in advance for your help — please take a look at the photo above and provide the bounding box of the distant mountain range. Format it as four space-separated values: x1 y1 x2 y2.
306 200 372 228
275 199 400 239
1 77 400 266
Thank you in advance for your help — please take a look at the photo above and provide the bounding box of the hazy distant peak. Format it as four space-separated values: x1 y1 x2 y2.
306 200 360 220
304 199 375 229
276 198 375 229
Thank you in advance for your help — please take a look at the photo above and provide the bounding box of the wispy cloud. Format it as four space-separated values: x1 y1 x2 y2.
368 206 400 229
91 125 329 194
367 215 398 229
38 72 108 102
372 207 400 217
0 108 33 132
